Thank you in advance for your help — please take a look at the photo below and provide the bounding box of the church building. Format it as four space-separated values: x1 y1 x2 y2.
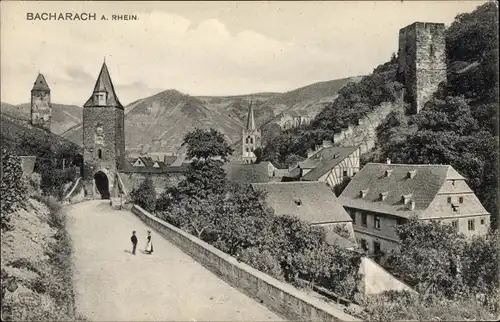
241 102 261 164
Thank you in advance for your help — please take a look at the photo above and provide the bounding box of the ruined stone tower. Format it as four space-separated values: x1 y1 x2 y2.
242 102 261 164
398 22 447 114
82 61 125 199
30 73 51 130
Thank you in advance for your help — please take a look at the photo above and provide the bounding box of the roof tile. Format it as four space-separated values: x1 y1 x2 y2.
252 182 352 224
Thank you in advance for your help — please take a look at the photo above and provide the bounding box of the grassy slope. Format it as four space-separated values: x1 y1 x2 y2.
1 197 83 321
0 114 82 156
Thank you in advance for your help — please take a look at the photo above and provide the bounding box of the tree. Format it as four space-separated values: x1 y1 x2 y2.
182 128 233 161
384 218 470 299
130 176 156 212
158 194 222 240
1 150 26 231
169 159 228 201
238 247 284 280
462 230 500 299
214 183 275 256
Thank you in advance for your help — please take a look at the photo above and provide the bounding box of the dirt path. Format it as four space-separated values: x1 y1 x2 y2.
66 200 283 321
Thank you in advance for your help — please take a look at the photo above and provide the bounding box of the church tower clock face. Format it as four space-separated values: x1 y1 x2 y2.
95 126 104 146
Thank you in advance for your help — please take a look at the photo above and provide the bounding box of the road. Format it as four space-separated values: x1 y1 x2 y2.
66 200 283 321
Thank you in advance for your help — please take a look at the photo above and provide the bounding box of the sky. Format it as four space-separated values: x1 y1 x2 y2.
1 0 487 106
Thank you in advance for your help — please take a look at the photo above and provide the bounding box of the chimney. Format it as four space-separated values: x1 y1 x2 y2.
410 200 415 211
407 170 417 179
386 158 391 165
385 169 393 177
360 189 368 198
379 192 388 201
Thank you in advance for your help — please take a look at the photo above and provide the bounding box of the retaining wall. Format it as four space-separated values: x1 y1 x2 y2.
131 205 359 322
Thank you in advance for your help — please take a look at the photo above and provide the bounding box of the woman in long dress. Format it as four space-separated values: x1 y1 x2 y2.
145 230 154 254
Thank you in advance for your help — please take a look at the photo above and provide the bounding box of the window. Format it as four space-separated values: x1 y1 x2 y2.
452 220 458 229
447 197 452 203
429 44 435 57
361 213 367 227
98 149 102 159
360 239 368 251
452 180 455 186
481 218 485 225
396 218 405 225
373 241 381 255
468 219 475 231
343 170 348 177
459 197 464 204
374 216 381 229
350 210 356 225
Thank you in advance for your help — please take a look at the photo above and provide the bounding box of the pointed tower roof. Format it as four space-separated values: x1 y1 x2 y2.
83 61 123 108
32 73 50 91
246 101 256 130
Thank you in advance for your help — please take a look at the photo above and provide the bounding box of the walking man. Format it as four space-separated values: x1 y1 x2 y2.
131 231 138 255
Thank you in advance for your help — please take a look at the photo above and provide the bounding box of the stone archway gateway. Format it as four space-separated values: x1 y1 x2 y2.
93 171 110 199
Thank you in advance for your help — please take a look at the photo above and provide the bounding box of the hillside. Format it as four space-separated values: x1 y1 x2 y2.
58 77 356 154
124 90 247 154
257 77 364 127
1 102 83 135
261 2 498 222
0 113 81 158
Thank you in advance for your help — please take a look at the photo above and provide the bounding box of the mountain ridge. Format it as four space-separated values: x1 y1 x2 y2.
1 76 360 155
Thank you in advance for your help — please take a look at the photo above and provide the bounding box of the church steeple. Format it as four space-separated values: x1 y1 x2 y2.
246 101 256 130
242 101 261 164
83 61 123 108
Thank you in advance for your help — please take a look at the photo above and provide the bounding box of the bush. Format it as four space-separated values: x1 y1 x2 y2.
130 176 156 212
360 291 498 321
1 150 27 230
238 248 284 280
40 167 76 200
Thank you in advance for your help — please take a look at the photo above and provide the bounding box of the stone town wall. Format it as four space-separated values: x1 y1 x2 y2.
131 205 359 322
333 100 404 154
119 172 185 197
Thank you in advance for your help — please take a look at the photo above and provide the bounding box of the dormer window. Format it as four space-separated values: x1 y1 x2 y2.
379 192 388 201
95 92 107 105
385 169 393 177
360 189 368 198
407 170 417 179
294 199 302 207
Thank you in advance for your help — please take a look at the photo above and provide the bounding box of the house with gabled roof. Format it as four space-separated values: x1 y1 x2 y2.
251 182 357 249
283 142 360 189
337 161 491 256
